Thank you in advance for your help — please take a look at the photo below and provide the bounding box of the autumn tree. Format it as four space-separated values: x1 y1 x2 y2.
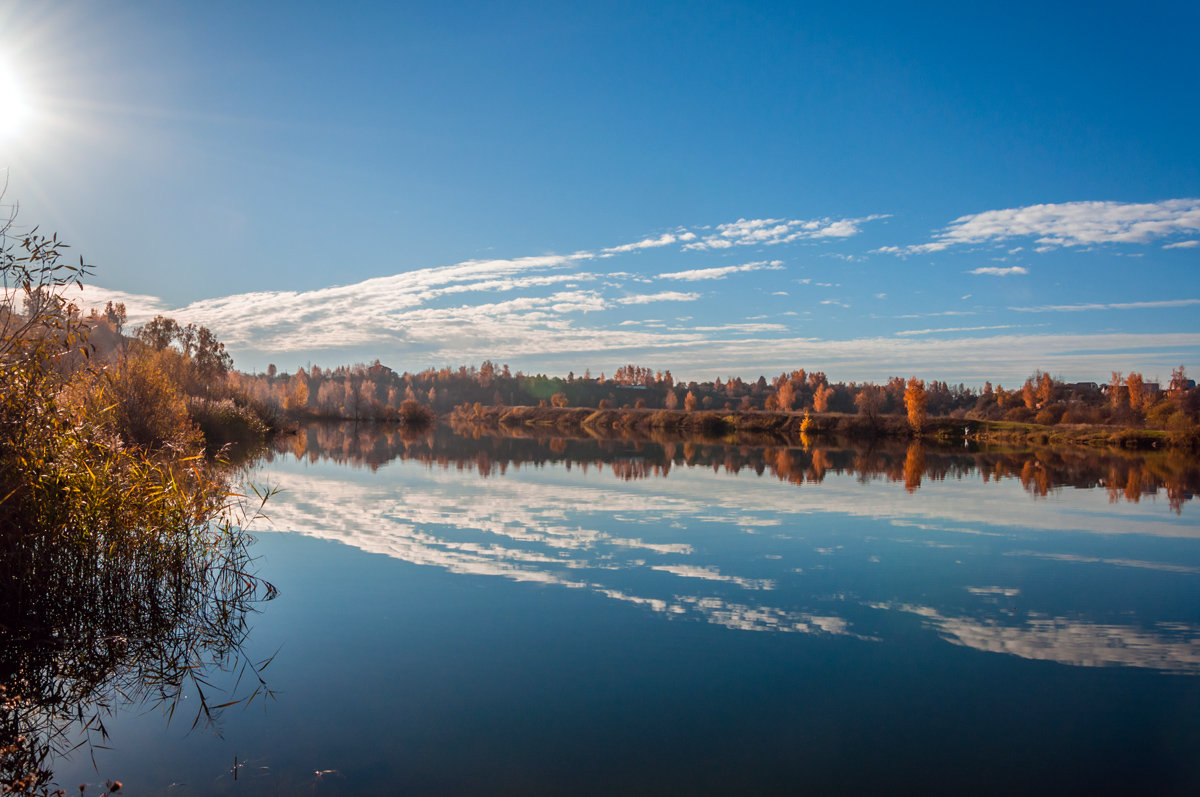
684 390 698 412
316 380 343 415
284 372 309 414
136 315 181 351
550 392 568 408
1109 372 1125 410
1036 372 1056 407
1169 366 1190 402
854 384 884 426
103 300 127 335
1021 378 1038 410
813 384 834 413
190 324 233 390
775 381 796 412
1126 372 1146 413
904 377 927 433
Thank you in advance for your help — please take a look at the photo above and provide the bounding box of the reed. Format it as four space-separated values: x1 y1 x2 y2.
1 225 276 794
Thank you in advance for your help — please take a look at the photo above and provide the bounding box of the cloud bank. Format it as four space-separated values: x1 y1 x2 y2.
879 199 1200 255
68 209 1200 382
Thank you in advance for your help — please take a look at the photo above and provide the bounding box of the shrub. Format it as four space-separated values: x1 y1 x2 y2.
1166 411 1199 447
188 397 270 455
66 350 203 453
1035 402 1067 426
1004 406 1036 423
1061 406 1100 425
398 398 434 426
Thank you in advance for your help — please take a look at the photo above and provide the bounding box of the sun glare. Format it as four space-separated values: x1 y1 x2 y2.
0 65 31 142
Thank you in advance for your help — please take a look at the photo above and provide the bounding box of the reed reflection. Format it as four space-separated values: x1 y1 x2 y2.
0 508 276 794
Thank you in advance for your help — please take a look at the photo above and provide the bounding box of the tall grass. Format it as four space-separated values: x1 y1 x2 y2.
1 223 276 793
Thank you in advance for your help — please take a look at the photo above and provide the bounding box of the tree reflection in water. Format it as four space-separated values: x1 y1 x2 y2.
270 421 1198 513
0 499 276 795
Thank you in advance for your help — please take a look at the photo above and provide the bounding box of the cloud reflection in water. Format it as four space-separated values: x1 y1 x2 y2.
257 436 1200 671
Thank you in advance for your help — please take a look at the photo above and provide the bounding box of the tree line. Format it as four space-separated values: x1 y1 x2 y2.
233 358 1199 440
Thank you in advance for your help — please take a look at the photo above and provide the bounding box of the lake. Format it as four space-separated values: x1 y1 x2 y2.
42 424 1200 794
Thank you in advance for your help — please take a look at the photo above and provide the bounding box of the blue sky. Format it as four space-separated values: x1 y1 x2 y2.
1 0 1197 383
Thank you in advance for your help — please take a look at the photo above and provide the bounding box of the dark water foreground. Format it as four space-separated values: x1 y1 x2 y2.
12 423 1200 794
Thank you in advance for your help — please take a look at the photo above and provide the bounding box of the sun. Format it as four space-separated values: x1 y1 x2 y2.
0 64 31 143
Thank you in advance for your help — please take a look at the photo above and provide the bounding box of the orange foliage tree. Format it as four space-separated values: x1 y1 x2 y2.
813 384 834 412
775 381 795 412
1109 372 1125 410
1126 372 1146 413
904 377 927 433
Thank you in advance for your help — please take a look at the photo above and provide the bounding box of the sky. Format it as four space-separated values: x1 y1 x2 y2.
0 0 1197 384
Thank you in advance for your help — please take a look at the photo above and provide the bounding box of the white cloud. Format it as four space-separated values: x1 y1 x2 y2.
618 291 700 305
676 322 788 333
888 310 977 319
658 260 784 281
682 215 887 251
879 198 1200 255
1010 298 1200 313
70 216 1200 384
602 232 678 254
66 283 171 325
968 266 1029 276
895 324 1021 337
1164 240 1199 249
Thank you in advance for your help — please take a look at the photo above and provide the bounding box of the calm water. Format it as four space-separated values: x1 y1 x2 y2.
48 425 1200 794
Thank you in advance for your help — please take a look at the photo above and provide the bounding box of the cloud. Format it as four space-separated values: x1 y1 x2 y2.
681 215 887 251
69 216 1200 384
968 266 1028 276
888 310 977 319
1010 298 1200 313
675 322 788 333
895 324 1021 337
602 232 678 254
658 260 784 281
67 284 171 325
1164 240 1199 249
878 198 1200 255
618 291 700 305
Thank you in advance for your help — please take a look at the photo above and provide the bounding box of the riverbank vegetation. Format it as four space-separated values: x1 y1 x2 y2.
242 358 1199 450
0 221 276 793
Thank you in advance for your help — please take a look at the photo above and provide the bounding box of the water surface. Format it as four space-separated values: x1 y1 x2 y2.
47 425 1200 794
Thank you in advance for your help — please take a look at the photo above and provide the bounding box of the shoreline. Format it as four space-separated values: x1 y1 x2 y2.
444 404 1184 451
